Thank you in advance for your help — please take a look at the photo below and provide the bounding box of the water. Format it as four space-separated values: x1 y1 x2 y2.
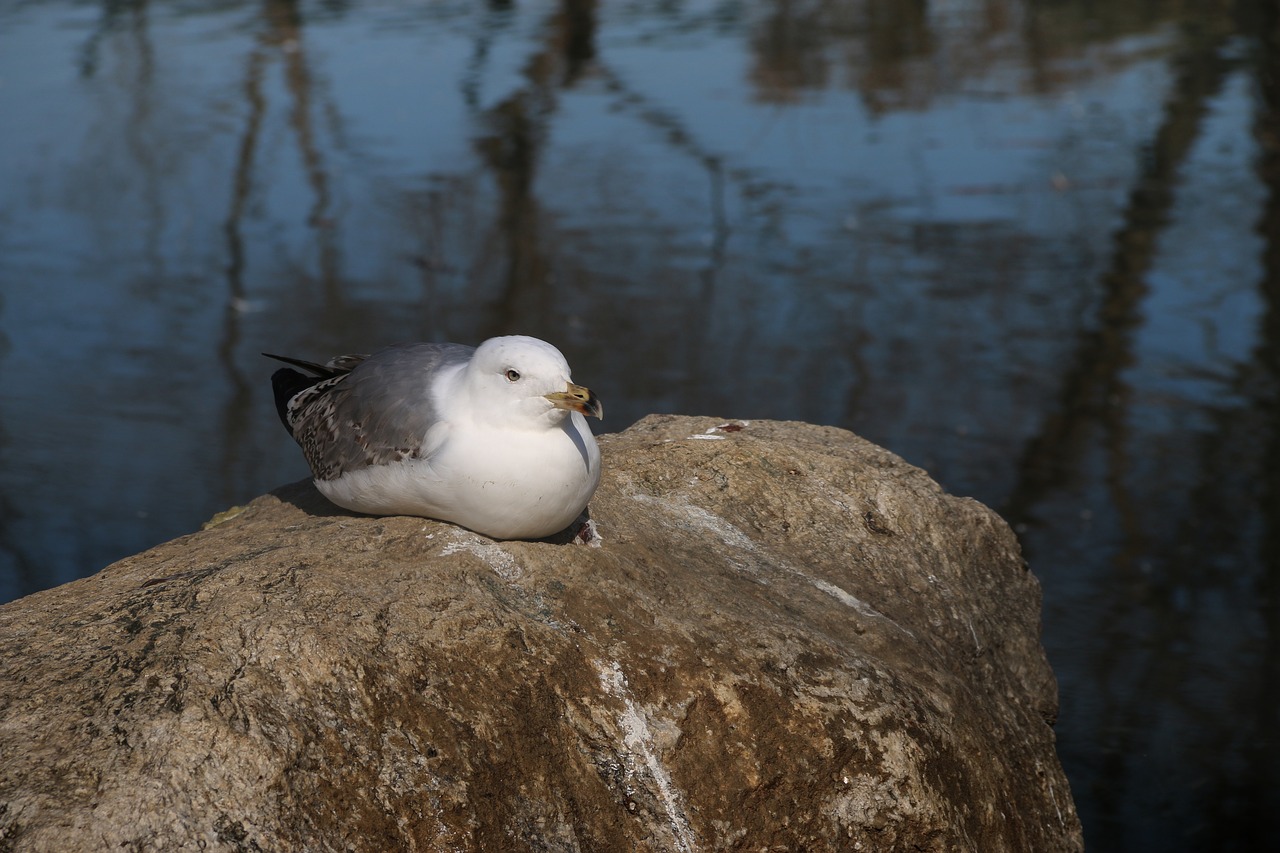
2 0 1276 848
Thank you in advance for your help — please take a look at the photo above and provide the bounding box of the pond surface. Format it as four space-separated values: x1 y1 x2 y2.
2 0 1277 849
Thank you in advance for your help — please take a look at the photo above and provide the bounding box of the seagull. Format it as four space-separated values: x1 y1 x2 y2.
265 335 603 540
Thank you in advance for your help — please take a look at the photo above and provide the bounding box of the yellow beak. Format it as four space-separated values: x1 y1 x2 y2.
545 383 603 420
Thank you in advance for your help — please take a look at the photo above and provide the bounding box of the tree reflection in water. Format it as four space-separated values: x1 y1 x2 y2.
0 0 1276 849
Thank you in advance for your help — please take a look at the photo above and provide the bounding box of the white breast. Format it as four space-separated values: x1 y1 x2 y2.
316 413 601 539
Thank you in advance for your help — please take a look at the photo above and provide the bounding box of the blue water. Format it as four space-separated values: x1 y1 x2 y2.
2 1 1276 848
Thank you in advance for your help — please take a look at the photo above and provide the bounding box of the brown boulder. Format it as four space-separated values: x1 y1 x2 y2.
0 415 1081 851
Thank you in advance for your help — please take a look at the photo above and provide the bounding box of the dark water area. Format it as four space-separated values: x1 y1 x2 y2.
2 0 1277 848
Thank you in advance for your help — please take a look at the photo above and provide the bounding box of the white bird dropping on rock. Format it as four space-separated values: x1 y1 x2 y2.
265 335 603 540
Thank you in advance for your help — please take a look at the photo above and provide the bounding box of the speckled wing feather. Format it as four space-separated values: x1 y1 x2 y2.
267 342 474 481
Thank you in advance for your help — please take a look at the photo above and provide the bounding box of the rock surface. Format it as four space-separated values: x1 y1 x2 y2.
0 415 1082 852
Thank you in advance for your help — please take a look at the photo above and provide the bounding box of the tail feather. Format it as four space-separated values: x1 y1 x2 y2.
262 352 341 377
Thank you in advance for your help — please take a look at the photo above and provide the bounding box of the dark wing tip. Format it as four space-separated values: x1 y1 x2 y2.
270 368 323 434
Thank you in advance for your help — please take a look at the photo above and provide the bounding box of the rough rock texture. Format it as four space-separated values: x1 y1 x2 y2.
0 416 1082 852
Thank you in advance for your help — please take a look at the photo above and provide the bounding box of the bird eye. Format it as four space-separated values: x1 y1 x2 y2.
505 369 521 382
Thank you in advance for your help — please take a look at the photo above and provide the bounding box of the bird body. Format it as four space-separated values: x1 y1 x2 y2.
267 336 602 539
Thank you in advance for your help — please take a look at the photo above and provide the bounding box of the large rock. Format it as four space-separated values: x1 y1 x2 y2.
0 416 1081 852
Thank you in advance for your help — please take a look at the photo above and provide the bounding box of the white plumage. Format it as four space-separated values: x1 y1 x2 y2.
267 335 602 540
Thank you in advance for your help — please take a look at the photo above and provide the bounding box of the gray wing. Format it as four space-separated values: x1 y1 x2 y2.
285 342 475 481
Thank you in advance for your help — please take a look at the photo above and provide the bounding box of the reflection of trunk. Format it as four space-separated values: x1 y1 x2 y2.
224 46 266 324
558 0 597 85
1002 36 1234 528
219 42 268 503
84 1 167 278
118 3 164 275
220 0 338 503
268 0 340 296
224 0 338 314
476 90 552 336
0 431 40 599
466 0 738 392
0 297 39 598
1001 31 1234 843
1238 0 1280 836
472 1 598 336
